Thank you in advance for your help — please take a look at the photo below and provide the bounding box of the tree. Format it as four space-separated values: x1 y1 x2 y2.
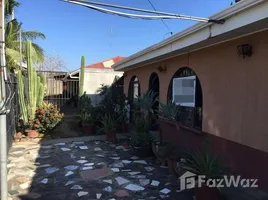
37 54 66 71
5 0 46 71
5 0 19 18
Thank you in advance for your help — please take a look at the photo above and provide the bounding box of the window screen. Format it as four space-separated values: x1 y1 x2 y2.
172 75 196 107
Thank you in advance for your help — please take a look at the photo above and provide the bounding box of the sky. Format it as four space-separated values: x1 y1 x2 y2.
17 0 234 71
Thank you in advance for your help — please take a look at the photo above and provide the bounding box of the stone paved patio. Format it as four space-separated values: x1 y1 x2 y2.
7 139 194 200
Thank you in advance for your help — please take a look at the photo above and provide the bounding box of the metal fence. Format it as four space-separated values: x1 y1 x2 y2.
5 73 19 149
37 71 79 109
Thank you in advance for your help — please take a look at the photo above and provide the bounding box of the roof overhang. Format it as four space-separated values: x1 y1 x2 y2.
113 0 268 71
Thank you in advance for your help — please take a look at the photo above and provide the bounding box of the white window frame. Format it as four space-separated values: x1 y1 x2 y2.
172 75 196 107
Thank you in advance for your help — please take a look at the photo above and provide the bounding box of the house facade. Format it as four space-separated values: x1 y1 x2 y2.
113 0 268 190
82 56 124 105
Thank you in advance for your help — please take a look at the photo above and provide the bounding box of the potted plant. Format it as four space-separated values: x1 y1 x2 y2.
157 101 180 143
79 92 92 126
81 112 95 135
180 148 227 200
101 114 117 143
152 141 174 165
118 107 129 133
167 156 176 174
131 112 154 157
151 101 179 160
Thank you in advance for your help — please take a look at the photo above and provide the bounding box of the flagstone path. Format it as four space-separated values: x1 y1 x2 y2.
7 139 194 200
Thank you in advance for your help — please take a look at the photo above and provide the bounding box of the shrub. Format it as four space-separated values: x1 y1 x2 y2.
29 102 64 133
97 84 126 118
100 114 117 132
79 92 92 114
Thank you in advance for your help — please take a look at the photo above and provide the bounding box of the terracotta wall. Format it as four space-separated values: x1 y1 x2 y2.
124 30 268 153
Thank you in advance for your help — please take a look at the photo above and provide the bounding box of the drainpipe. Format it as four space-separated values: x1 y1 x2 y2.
0 0 8 200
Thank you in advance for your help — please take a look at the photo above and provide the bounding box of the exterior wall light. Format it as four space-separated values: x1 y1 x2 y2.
157 65 167 73
237 44 253 59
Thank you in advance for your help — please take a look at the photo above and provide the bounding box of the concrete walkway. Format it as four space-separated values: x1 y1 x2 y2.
7 138 193 200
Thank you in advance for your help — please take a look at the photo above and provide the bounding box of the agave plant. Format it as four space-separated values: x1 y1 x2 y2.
134 89 158 130
158 101 179 121
100 114 117 132
134 90 158 116
180 147 227 180
132 115 151 147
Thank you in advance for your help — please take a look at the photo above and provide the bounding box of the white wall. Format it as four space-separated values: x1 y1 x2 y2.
83 68 123 105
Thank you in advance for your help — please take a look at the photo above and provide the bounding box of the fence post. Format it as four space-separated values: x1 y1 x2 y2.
0 1 8 200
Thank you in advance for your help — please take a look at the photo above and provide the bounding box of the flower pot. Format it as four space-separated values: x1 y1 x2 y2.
195 186 221 200
25 130 39 138
120 124 128 133
152 142 174 158
132 145 154 158
82 124 94 135
105 130 116 143
167 157 175 174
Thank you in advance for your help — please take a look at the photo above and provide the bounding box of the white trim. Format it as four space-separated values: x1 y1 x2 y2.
113 0 268 71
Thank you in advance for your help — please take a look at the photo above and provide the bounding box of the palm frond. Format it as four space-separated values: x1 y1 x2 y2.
5 0 20 18
6 47 20 62
30 42 45 63
21 31 46 41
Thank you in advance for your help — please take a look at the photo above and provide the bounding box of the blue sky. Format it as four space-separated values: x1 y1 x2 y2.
17 0 233 71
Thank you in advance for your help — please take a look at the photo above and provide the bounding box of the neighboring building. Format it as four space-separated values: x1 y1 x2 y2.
113 0 268 191
82 56 124 105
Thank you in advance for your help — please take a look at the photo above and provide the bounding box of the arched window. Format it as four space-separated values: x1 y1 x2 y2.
128 76 140 122
167 67 203 129
133 77 140 99
148 72 160 130
128 76 140 101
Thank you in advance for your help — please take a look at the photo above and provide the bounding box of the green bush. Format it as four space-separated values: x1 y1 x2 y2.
100 114 117 132
29 102 64 133
97 84 126 119
79 92 92 114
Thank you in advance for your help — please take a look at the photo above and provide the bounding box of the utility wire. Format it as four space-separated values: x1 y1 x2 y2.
147 0 173 35
64 0 225 24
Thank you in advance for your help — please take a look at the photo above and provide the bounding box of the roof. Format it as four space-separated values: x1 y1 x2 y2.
113 0 268 71
85 56 125 69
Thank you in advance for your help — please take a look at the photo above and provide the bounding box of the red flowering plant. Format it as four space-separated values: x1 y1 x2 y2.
29 102 64 133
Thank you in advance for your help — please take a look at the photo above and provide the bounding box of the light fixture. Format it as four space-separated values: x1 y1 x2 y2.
157 65 167 73
237 44 252 59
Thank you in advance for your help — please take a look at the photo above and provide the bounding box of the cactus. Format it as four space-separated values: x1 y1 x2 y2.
27 40 41 120
17 40 47 123
79 56 85 97
27 40 35 120
40 74 47 94
37 83 44 106
17 70 28 124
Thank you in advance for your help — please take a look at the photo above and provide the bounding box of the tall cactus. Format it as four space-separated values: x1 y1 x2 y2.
40 74 47 94
37 74 46 106
27 40 39 120
79 56 85 97
37 83 44 106
17 70 28 124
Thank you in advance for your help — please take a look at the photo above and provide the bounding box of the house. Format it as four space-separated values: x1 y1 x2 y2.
80 56 125 105
113 0 268 191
